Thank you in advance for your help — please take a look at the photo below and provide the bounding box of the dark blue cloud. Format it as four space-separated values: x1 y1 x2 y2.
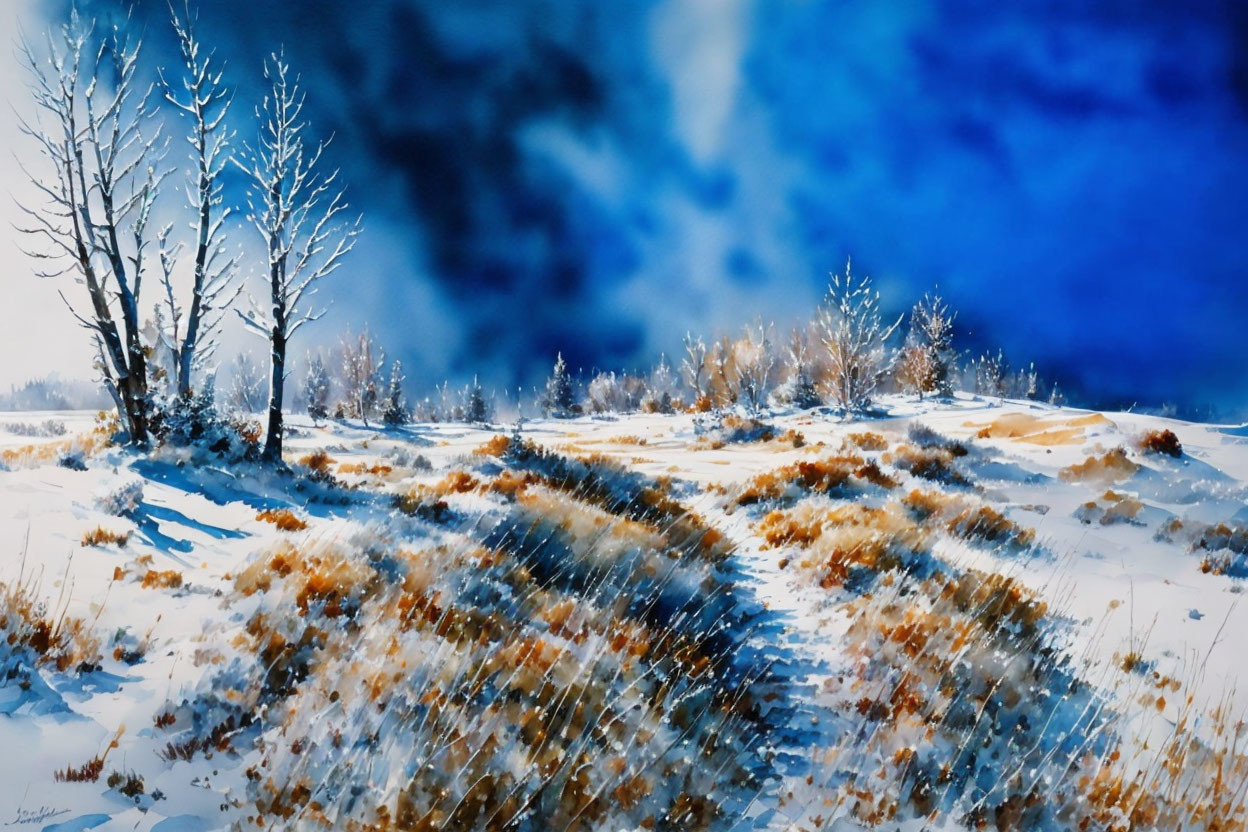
68 0 1248 413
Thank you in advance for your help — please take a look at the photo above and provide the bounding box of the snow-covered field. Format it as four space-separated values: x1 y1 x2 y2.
1 397 1247 830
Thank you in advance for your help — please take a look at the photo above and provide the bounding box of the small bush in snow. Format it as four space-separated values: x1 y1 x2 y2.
96 479 144 516
385 445 433 471
5 419 67 438
1139 428 1182 458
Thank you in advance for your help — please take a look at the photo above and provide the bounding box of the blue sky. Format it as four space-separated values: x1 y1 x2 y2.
12 0 1248 414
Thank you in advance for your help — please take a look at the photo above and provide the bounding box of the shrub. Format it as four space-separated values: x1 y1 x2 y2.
847 431 889 451
5 419 67 437
1 578 101 673
256 509 310 532
887 444 972 486
96 479 144 516
1139 428 1182 458
82 526 130 548
140 570 184 590
736 455 897 506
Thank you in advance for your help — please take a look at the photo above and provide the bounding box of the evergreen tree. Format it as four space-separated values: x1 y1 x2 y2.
305 354 331 424
383 361 409 426
466 376 490 423
899 292 956 397
541 353 578 418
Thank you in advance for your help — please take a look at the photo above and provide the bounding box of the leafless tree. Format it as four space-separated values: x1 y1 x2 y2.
680 332 708 404
158 4 239 398
236 51 361 461
17 10 166 444
337 327 385 425
818 259 902 415
226 351 265 413
898 292 956 397
784 324 822 409
734 322 777 414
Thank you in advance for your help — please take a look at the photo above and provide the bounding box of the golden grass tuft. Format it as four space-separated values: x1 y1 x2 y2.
298 450 335 473
474 434 512 457
336 461 393 476
1 578 101 672
885 444 971 486
1060 447 1141 485
81 526 130 548
847 430 889 451
256 508 310 532
736 454 896 506
140 569 184 590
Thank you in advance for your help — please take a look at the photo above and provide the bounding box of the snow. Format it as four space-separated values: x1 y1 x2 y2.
0 397 1246 828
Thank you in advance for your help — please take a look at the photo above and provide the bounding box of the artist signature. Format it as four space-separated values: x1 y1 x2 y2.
5 805 69 826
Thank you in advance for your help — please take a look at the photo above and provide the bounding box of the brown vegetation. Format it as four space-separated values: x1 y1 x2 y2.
1060 448 1140 485
256 508 310 532
1138 428 1182 458
81 526 130 548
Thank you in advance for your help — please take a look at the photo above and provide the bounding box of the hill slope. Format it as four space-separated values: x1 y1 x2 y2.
0 397 1246 830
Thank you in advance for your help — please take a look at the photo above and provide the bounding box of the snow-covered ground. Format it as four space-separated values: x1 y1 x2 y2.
1 397 1246 830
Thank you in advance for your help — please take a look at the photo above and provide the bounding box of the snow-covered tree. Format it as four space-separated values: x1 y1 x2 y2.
680 333 709 406
708 336 739 408
540 353 578 418
643 355 678 413
972 349 1008 398
227 352 265 413
236 52 361 461
896 292 956 398
817 259 901 415
586 371 627 414
338 328 385 425
466 376 491 424
895 339 938 399
158 5 239 398
304 353 330 424
734 323 778 414
17 11 165 444
781 326 822 409
382 361 408 427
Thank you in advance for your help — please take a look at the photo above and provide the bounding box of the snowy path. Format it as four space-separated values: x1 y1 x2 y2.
695 498 858 831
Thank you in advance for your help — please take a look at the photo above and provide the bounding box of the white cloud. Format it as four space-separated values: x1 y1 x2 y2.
649 0 750 166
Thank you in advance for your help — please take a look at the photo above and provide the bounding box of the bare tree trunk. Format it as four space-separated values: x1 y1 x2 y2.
177 184 212 397
263 326 286 462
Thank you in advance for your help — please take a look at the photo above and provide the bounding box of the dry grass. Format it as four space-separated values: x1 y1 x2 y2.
81 526 130 548
297 450 335 473
474 434 512 457
847 431 889 451
966 412 1113 446
140 569 184 590
885 444 971 486
1060 448 1141 485
736 454 897 506
336 461 394 476
0 577 101 672
256 508 310 532
172 445 764 829
53 727 124 783
1077 490 1145 526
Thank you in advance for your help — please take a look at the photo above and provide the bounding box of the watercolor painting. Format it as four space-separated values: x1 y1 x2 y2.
1 2 1246 830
